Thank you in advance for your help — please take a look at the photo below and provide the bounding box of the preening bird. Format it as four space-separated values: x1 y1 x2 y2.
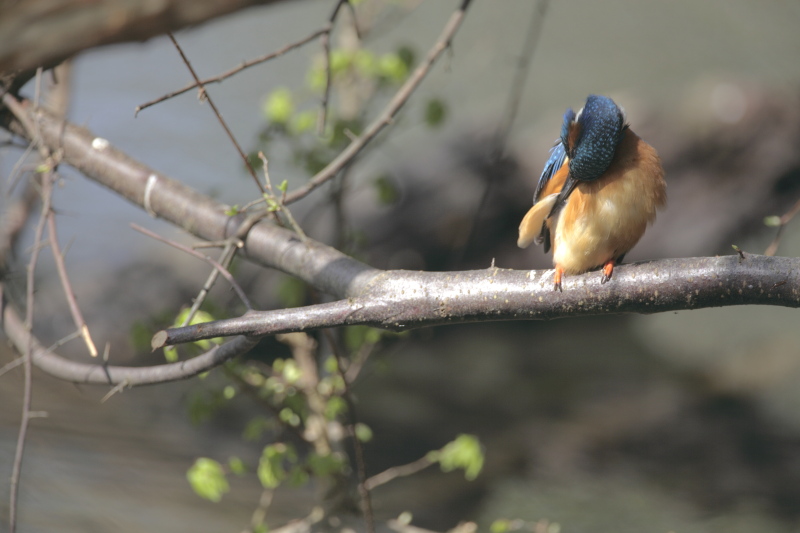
518 95 667 291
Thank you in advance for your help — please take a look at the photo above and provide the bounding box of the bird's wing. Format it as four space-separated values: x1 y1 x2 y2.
533 141 568 205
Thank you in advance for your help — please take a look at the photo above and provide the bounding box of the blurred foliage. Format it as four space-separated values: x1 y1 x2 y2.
188 458 230 502
428 434 485 481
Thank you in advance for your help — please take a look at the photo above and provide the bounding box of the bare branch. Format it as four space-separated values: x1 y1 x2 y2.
284 0 475 204
167 33 266 195
0 0 291 75
154 255 800 346
317 0 349 135
131 223 253 311
47 209 99 357
136 27 327 115
1 299 260 386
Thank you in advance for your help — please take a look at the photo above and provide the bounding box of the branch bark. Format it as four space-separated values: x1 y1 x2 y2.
153 254 800 347
0 0 290 75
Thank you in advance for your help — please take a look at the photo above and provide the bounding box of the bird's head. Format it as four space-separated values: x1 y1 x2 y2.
561 95 626 182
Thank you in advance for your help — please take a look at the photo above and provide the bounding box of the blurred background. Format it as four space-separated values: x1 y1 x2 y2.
2 0 800 531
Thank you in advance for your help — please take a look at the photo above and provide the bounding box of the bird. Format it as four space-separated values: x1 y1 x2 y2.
518 95 666 291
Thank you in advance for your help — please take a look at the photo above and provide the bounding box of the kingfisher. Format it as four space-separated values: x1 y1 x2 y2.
518 95 666 291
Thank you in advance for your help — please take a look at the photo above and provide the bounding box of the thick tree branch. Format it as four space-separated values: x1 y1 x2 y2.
154 254 800 347
0 100 381 299
0 0 290 76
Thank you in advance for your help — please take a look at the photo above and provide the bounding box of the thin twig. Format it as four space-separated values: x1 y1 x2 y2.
284 0 475 205
258 152 307 241
47 206 99 357
6 78 53 533
167 33 266 195
317 0 349 135
135 28 328 115
321 328 375 533
765 197 800 256
364 454 434 490
130 223 252 310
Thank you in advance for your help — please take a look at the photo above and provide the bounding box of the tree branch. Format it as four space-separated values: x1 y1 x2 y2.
153 254 800 347
1 299 260 386
2 101 800 388
0 0 291 75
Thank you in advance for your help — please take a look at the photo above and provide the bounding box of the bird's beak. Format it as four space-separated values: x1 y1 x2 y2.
547 173 580 219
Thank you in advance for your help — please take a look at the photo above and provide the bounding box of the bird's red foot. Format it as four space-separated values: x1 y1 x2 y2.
554 266 565 292
600 260 615 284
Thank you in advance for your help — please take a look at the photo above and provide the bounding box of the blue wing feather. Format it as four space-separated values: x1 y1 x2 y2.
533 140 567 204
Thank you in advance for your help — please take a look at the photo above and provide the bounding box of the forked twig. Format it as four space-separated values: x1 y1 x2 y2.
130 223 253 311
765 197 800 256
136 28 328 115
167 33 266 195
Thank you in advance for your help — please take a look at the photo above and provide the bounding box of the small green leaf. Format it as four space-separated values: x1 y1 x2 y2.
330 49 351 76
324 396 347 420
434 434 484 481
764 215 782 227
263 88 294 124
355 423 373 443
282 359 302 384
187 458 230 502
490 519 511 533
228 456 246 476
243 417 270 441
290 110 317 135
278 180 288 193
279 407 301 427
164 346 178 363
424 99 447 127
307 451 345 477
257 443 297 489
223 385 236 400
396 46 415 71
225 205 240 216
378 52 408 82
374 175 400 205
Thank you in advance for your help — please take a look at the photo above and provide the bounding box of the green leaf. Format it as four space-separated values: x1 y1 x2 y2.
263 88 295 124
374 175 400 205
324 396 347 420
187 458 230 502
490 519 511 533
396 46 416 71
243 417 270 441
378 52 408 82
281 359 302 384
225 205 240 216
424 99 447 127
228 456 246 476
290 110 317 135
257 443 297 489
433 434 484 481
164 346 178 363
278 180 288 193
306 451 345 477
764 215 782 227
355 423 373 443
344 325 383 351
